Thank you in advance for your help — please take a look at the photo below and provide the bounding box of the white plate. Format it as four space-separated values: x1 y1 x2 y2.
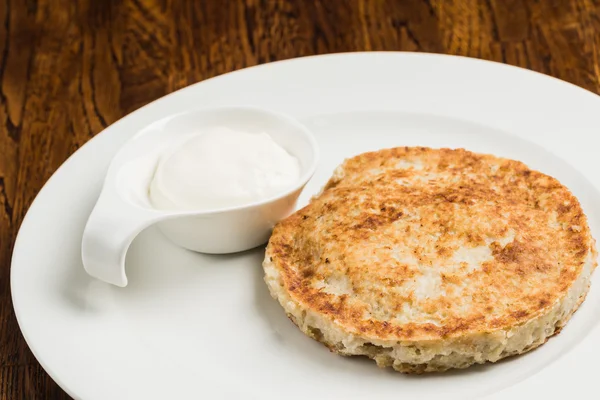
11 52 600 400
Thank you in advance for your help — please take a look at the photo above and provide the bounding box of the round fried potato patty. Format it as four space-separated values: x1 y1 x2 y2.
263 147 597 373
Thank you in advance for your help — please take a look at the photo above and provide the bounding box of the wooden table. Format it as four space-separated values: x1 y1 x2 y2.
1 0 599 398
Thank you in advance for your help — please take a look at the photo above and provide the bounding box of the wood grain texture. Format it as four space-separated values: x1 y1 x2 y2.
1 0 599 398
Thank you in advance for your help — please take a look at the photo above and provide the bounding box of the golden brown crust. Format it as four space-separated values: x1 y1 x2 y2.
282 283 591 374
266 147 597 342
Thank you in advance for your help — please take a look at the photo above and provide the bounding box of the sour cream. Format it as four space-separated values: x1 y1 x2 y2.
149 127 301 211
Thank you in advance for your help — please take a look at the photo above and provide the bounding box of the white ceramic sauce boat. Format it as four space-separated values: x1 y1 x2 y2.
81 106 319 287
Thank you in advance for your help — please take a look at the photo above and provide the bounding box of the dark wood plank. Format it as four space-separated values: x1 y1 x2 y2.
1 0 599 398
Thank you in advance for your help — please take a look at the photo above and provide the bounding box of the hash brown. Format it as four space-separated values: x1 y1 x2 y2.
263 147 597 373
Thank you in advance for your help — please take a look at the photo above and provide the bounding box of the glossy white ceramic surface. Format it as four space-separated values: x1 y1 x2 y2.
11 53 600 400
